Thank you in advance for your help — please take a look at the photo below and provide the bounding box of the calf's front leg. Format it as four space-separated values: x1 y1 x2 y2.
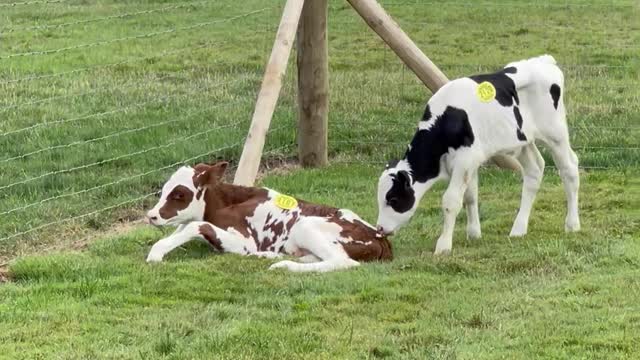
146 222 261 262
434 167 470 255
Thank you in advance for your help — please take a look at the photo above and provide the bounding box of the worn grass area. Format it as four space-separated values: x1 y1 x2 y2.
1 166 639 359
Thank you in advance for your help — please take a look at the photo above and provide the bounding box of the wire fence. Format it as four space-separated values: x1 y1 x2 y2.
327 0 639 169
0 2 293 249
0 0 637 251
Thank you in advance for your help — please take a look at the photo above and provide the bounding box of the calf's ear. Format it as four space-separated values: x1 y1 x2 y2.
193 161 229 188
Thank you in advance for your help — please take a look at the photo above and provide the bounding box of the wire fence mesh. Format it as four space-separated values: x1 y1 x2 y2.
0 1 295 250
326 0 639 169
0 0 638 252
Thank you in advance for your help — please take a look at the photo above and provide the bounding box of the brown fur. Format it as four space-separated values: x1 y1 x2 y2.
192 162 393 263
198 223 223 252
159 185 194 220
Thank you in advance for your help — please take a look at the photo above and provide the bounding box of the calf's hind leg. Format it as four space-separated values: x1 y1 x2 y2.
548 140 580 232
269 218 358 272
464 170 481 240
510 144 545 237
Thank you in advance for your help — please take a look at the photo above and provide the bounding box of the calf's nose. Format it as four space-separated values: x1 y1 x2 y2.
144 212 158 224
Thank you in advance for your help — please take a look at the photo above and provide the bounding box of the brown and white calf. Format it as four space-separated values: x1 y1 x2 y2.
144 161 392 272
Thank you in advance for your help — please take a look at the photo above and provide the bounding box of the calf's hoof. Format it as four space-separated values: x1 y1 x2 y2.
466 226 482 240
565 218 581 232
509 228 527 237
146 254 163 263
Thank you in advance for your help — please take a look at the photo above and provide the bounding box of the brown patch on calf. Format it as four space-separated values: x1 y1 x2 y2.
199 223 223 252
189 173 393 262
159 185 194 219
336 219 393 262
298 201 340 218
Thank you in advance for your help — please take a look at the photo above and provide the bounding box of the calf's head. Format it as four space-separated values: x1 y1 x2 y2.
376 161 418 235
146 161 228 226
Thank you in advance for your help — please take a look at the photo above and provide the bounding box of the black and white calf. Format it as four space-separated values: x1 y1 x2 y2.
376 55 580 255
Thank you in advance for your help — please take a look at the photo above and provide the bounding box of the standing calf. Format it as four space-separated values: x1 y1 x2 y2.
145 161 392 272
376 55 580 254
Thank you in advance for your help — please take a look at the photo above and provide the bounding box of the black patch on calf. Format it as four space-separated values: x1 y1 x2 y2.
470 67 519 107
386 170 415 213
513 106 527 141
421 104 432 121
513 106 523 128
550 84 561 109
405 106 474 183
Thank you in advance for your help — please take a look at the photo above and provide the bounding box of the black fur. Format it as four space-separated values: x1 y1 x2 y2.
513 106 527 141
386 170 415 214
404 106 474 183
421 104 432 121
470 67 519 107
550 83 561 109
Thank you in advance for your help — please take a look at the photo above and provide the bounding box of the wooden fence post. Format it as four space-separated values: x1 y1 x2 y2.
346 0 448 92
233 0 306 186
297 0 329 167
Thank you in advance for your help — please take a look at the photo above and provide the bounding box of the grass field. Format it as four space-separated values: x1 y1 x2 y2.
0 0 639 358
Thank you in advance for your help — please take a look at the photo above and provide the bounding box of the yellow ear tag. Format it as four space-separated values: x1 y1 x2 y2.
476 81 496 103
274 194 298 210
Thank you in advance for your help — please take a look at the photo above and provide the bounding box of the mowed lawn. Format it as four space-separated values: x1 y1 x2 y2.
1 0 639 358
1 167 639 359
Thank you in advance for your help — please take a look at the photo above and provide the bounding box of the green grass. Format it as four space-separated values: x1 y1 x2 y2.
0 0 638 258
0 0 639 358
1 166 639 359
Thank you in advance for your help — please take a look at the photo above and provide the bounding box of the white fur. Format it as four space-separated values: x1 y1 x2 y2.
377 55 580 255
146 166 205 226
146 180 365 272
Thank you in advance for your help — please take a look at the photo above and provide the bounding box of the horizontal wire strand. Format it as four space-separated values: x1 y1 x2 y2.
0 8 271 61
0 42 215 86
0 124 291 241
0 0 65 7
0 0 215 34
0 73 258 137
0 98 245 164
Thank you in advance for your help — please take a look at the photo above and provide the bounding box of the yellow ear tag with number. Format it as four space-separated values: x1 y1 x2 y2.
274 194 298 210
476 81 496 103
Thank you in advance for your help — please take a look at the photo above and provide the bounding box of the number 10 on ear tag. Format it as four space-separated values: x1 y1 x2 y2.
274 194 298 210
477 82 496 103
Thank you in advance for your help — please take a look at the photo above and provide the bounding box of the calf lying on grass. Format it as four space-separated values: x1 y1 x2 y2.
145 161 392 272
376 55 580 255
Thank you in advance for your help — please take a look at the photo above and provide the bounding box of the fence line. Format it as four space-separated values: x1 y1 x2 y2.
0 72 182 112
0 74 256 137
330 157 618 171
330 140 640 151
0 43 216 86
0 192 157 243
331 122 640 131
0 100 242 164
0 120 253 192
0 124 290 241
381 1 636 8
0 0 216 34
0 0 64 7
0 7 271 60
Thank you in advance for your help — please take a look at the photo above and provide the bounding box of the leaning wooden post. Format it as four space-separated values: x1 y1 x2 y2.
347 0 521 171
346 0 448 92
233 0 306 186
297 0 329 167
